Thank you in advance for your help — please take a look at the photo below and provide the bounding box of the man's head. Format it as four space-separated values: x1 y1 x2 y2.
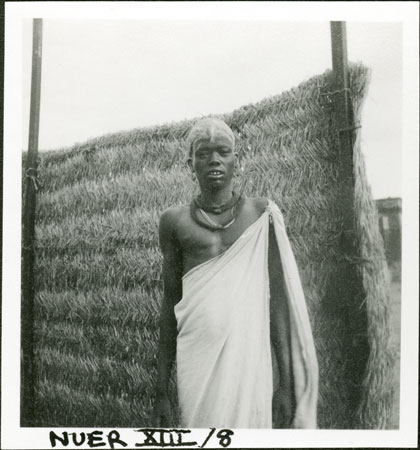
186 118 237 191
186 118 235 159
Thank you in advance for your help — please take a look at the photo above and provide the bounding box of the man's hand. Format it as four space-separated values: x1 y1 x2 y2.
273 388 294 428
152 394 173 427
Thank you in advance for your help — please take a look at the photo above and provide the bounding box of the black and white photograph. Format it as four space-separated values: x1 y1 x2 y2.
2 1 419 448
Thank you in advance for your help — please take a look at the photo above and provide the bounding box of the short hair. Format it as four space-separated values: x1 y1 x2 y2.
186 118 235 158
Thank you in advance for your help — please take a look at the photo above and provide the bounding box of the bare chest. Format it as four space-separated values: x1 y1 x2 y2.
176 206 262 274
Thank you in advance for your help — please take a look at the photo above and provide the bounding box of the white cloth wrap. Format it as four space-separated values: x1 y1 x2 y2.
174 200 318 428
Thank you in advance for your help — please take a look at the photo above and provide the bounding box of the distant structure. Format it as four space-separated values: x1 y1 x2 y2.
376 197 402 271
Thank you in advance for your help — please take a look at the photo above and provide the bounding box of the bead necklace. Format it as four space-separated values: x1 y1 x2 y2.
190 195 244 231
199 207 236 229
194 191 240 214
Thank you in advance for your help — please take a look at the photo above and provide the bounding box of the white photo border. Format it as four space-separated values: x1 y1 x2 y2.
3 1 419 448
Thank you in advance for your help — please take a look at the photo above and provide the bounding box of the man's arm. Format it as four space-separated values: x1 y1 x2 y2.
152 209 183 427
268 220 295 428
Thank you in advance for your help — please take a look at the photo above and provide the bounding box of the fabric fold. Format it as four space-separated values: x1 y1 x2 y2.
267 200 319 428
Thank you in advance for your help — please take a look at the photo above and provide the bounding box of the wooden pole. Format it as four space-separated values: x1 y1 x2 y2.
21 18 43 426
330 21 369 427
330 21 355 219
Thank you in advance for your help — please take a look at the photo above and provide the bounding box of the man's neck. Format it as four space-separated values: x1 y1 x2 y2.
198 185 234 207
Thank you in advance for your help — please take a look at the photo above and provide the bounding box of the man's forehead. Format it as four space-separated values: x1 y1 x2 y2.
187 118 235 154
193 135 234 151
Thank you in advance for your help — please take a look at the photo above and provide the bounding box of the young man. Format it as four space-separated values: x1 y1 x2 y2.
153 118 318 429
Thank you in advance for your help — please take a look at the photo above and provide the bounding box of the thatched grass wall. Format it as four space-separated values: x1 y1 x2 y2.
30 63 394 428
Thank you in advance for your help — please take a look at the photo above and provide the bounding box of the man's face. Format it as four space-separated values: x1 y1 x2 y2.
189 136 236 191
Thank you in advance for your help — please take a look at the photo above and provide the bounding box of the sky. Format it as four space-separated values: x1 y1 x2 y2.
21 19 402 199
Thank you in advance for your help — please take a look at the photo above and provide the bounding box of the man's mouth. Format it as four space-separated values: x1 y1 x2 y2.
207 170 223 176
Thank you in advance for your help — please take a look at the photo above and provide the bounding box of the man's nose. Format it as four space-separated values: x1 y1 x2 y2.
208 152 221 164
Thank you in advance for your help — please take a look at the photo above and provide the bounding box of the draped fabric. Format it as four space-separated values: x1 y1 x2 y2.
175 200 318 428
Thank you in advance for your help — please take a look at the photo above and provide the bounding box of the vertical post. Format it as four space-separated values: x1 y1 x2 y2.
22 18 43 426
330 22 352 123
330 21 369 427
330 21 354 217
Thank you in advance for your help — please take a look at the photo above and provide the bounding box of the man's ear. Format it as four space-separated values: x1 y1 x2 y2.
187 157 193 172
234 151 239 165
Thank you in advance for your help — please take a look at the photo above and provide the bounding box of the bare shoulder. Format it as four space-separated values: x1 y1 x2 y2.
244 196 269 216
159 204 189 234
